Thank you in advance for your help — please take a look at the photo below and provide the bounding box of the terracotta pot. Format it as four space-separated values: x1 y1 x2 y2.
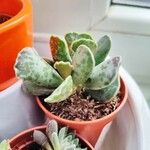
9 125 94 150
0 0 33 91
36 77 128 146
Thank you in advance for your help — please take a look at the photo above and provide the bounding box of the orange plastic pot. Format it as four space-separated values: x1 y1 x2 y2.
9 125 94 150
0 0 33 91
36 77 128 146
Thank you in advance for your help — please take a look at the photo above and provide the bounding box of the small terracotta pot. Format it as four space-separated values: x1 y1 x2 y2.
9 125 94 150
0 0 33 91
36 77 128 146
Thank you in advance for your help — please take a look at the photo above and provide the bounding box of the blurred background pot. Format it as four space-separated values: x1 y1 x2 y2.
9 125 94 150
0 80 44 140
0 0 33 91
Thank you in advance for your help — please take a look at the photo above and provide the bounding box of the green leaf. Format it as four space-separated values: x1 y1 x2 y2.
0 140 10 150
22 80 53 96
58 127 68 143
44 76 74 103
14 47 63 88
54 61 73 79
85 77 120 102
64 145 76 150
79 33 93 40
72 138 79 146
65 32 79 48
65 32 92 48
51 133 61 150
72 45 95 86
85 56 121 90
50 36 72 62
94 35 111 65
71 39 97 54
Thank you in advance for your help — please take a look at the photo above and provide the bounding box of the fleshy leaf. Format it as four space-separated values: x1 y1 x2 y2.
58 127 68 143
72 138 79 146
51 133 61 150
79 33 93 40
22 80 53 96
64 145 76 150
94 35 111 65
54 61 73 79
72 45 95 86
85 56 121 90
50 36 72 62
0 140 10 150
65 32 79 48
46 120 58 140
85 77 120 102
65 32 92 48
71 39 97 54
44 76 74 103
14 47 63 88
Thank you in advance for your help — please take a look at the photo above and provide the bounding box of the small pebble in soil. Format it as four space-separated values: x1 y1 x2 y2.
41 89 121 121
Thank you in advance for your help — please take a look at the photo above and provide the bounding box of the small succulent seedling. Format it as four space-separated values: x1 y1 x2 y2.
33 120 87 150
14 32 121 103
0 140 10 150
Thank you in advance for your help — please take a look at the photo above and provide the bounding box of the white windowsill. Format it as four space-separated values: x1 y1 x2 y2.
91 5 150 36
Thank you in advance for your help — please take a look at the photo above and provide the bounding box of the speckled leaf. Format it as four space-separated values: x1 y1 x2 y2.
22 80 53 96
33 130 53 150
94 35 111 65
79 33 93 40
71 39 97 54
50 36 72 62
54 61 73 79
85 77 120 102
65 32 79 48
44 76 74 103
14 47 63 88
85 56 121 90
65 32 92 48
72 45 95 86
0 140 10 150
46 120 58 140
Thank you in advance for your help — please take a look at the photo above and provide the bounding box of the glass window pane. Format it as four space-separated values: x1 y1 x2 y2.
112 0 150 8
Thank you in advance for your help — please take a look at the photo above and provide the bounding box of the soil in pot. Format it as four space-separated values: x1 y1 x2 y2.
40 89 122 121
23 142 42 150
0 13 11 24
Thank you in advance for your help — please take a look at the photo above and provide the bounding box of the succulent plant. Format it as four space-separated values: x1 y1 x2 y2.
0 140 10 150
33 120 87 150
14 32 121 103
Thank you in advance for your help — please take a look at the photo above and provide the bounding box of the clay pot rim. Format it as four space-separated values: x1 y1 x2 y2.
0 0 32 33
9 125 94 150
36 76 128 125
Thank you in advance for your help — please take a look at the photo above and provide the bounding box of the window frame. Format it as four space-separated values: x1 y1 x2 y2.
91 0 150 36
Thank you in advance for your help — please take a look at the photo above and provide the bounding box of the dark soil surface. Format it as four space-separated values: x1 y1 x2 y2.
25 143 42 150
0 14 11 24
41 89 121 121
